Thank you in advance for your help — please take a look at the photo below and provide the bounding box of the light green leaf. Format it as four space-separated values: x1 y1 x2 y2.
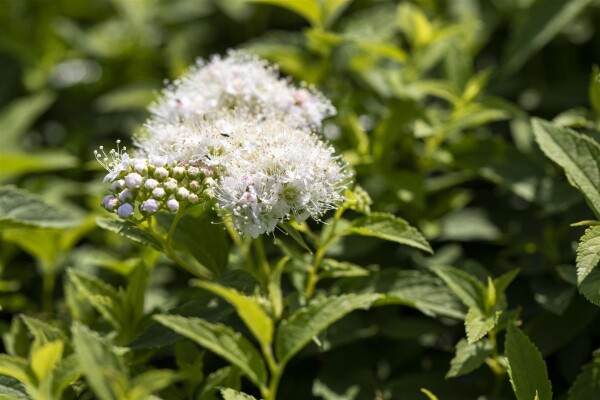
576 226 600 306
322 0 352 28
590 65 600 115
0 152 78 179
154 315 267 388
430 266 486 312
503 0 592 75
319 259 369 279
464 307 497 344
96 217 162 251
192 281 273 349
505 325 553 400
348 212 432 253
0 186 81 229
420 388 439 400
275 293 380 364
532 118 600 218
248 0 321 27
72 324 128 400
220 388 258 400
0 355 33 385
0 91 56 150
30 340 63 382
50 355 81 399
128 370 178 399
447 338 493 378
568 361 600 400
20 316 68 345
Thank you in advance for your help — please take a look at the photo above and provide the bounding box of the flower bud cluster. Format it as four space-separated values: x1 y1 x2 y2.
97 151 211 219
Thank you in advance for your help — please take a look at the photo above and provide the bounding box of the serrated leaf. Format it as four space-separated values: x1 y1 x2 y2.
532 118 600 218
505 325 553 400
0 186 81 229
447 338 493 378
220 388 258 400
20 316 68 345
431 266 486 312
568 361 600 400
464 307 497 344
30 340 63 382
576 226 600 305
96 217 162 251
348 213 432 253
502 0 592 75
275 293 380 364
192 281 273 349
154 315 267 388
72 323 128 400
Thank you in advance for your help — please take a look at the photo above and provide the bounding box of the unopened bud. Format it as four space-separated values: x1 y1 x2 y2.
154 167 169 181
119 189 134 202
101 195 118 211
188 180 200 192
173 166 186 180
188 193 199 203
110 179 125 192
125 173 143 189
176 187 190 201
133 160 148 175
144 178 159 191
164 179 178 193
117 203 134 219
166 199 180 212
152 187 167 199
187 166 200 178
149 155 167 167
140 199 160 214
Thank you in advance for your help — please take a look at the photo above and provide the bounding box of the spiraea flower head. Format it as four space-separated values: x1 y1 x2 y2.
146 50 336 131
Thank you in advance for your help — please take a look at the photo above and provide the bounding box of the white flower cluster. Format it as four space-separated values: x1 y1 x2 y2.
97 51 349 238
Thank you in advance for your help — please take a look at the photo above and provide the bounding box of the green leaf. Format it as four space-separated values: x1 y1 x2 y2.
192 281 273 349
0 355 33 385
590 65 600 115
569 361 600 400
464 307 497 344
321 0 352 28
420 388 440 400
128 370 178 399
0 91 56 150
220 388 258 400
96 217 162 251
275 293 380 364
0 152 78 179
154 315 267 388
280 222 312 254
0 376 29 400
532 118 600 218
505 325 553 400
72 323 128 400
348 213 432 253
20 316 68 345
493 269 520 296
502 0 592 75
446 338 493 378
0 186 81 229
430 266 486 312
248 0 321 27
576 226 600 305
319 259 369 279
50 355 81 399
198 366 241 400
156 212 230 276
30 340 64 382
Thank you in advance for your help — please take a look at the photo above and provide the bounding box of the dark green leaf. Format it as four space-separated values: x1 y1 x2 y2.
430 266 486 312
577 226 600 305
569 361 600 400
446 338 493 378
96 217 162 251
505 325 553 400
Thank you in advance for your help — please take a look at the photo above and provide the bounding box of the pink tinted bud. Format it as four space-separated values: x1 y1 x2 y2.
102 195 118 211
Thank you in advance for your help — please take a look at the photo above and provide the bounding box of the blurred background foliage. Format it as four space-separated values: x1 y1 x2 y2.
1 0 600 399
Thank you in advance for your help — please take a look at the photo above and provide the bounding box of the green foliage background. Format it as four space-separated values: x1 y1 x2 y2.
2 0 600 399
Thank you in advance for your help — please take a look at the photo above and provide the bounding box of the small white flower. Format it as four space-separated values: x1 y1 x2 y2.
125 173 143 189
166 199 180 212
133 159 148 175
117 203 134 218
176 187 190 201
110 179 125 192
164 178 178 193
140 199 160 214
94 140 130 182
154 167 169 181
188 193 199 203
149 155 167 167
173 166 186 179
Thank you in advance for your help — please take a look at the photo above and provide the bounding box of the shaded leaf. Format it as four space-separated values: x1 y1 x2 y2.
569 361 600 400
505 325 553 400
431 266 486 312
447 338 493 378
577 226 600 305
96 217 162 251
